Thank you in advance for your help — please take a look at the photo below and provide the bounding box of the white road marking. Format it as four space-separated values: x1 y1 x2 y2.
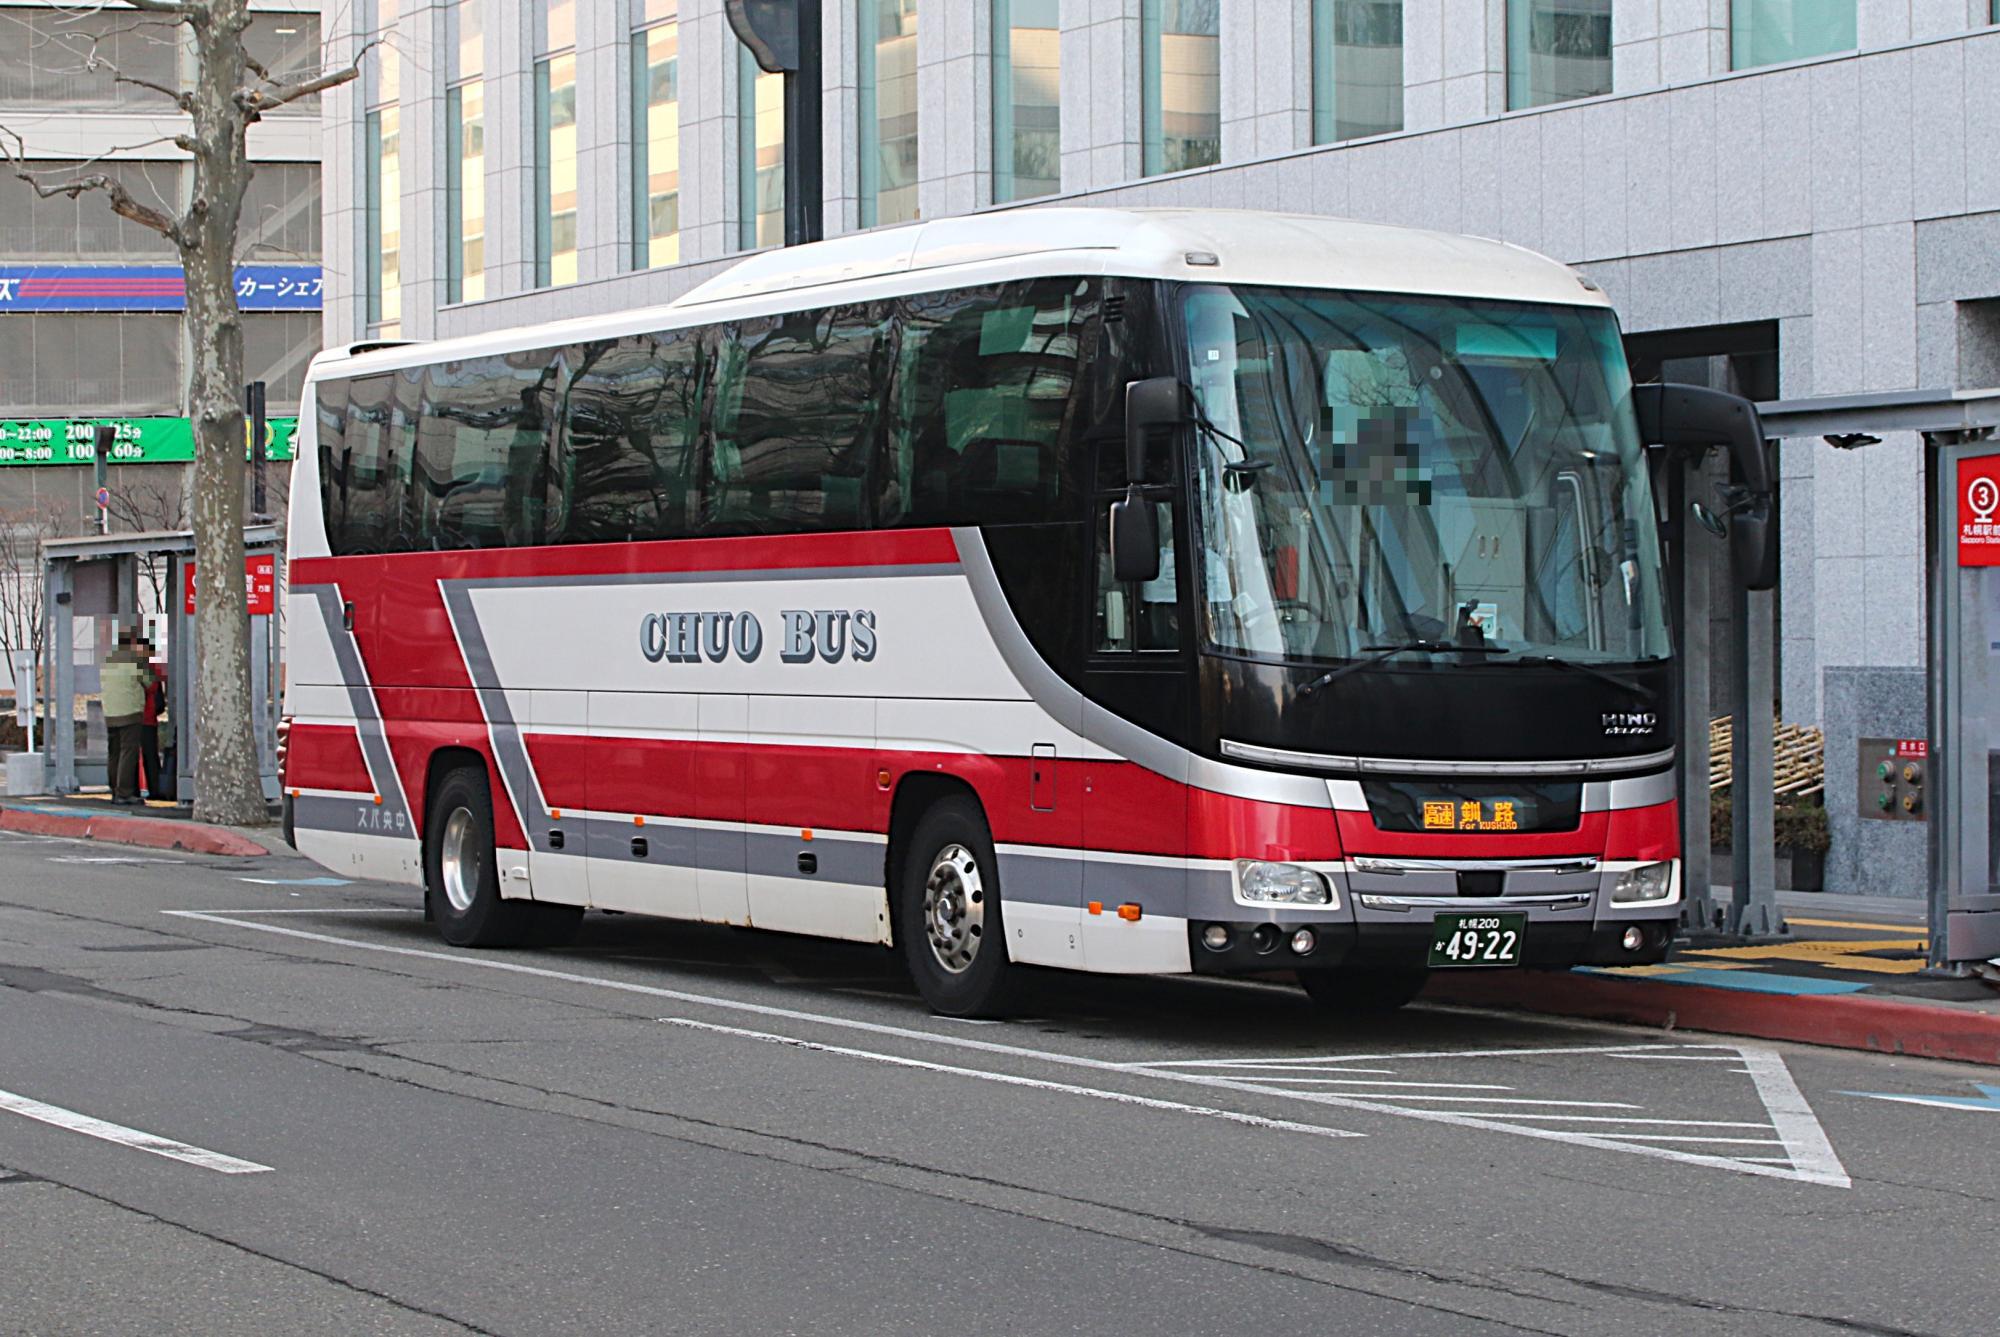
163 911 1851 1188
1319 1096 1643 1107
1210 1078 1514 1089
1738 1047 1852 1184
1140 1042 1724 1070
664 1018 1363 1140
48 856 183 865
1484 1116 1770 1126
1599 1135 1786 1145
0 1087 272 1175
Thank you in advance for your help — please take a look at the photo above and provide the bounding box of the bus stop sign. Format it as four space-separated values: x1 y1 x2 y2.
1957 455 2000 565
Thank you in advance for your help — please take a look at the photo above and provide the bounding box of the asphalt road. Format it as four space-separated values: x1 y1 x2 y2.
2 828 1997 1336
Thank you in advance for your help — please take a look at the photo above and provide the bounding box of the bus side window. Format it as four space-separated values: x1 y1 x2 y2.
409 349 556 550
314 377 350 549
885 278 1094 528
559 332 703 545
335 374 406 555
706 305 886 534
1094 498 1178 652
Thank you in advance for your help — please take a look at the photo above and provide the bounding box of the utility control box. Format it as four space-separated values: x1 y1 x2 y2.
1858 737 1927 821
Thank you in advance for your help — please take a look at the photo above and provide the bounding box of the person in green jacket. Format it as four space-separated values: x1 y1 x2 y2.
101 629 155 805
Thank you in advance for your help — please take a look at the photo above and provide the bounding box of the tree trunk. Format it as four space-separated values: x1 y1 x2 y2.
182 0 267 827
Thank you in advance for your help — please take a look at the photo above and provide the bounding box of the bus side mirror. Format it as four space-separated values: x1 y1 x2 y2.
1632 382 1776 591
1124 377 1184 486
1110 495 1159 584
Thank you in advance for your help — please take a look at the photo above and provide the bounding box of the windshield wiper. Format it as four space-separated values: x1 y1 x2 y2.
1298 640 1508 696
1496 654 1658 700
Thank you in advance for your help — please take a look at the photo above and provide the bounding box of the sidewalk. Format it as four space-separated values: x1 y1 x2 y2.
1426 889 2000 1067
0 791 272 857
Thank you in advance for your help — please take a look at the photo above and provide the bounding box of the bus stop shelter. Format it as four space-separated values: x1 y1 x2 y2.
37 526 282 807
1752 389 2000 970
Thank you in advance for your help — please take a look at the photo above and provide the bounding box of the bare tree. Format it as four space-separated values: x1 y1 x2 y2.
0 504 66 696
108 466 192 611
2 2 368 825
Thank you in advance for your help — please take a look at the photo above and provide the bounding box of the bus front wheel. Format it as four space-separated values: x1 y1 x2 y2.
897 795 1017 1018
1298 966 1429 1015
425 765 581 949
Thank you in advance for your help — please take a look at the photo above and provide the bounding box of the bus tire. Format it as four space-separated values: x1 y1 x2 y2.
897 795 1017 1018
425 765 539 948
1299 966 1429 1014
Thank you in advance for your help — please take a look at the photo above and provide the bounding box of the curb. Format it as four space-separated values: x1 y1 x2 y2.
1425 970 2000 1067
0 804 268 858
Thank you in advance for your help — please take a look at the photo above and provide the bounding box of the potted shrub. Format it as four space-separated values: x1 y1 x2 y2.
1775 800 1829 893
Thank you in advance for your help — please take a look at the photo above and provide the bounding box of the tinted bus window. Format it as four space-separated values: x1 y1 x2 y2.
708 305 888 533
333 373 416 555
412 351 557 550
885 278 1096 526
314 377 351 548
556 330 707 545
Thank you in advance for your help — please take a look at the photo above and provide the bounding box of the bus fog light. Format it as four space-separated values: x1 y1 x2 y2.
1250 924 1281 954
1201 923 1232 951
1235 860 1333 906
1611 861 1674 904
1621 926 1645 952
1289 928 1317 956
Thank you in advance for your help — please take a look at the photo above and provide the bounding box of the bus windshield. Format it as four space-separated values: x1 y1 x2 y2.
1182 284 1670 669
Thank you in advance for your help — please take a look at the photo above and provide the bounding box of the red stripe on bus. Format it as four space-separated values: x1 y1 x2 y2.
290 528 959 588
284 724 374 794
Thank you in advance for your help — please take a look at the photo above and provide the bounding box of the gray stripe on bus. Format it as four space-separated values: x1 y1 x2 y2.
436 581 550 848
299 585 412 830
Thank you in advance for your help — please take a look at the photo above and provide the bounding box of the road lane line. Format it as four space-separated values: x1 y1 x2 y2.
1322 1096 1643 1107
1595 1135 1786 1144
1141 1043 1716 1069
1738 1048 1851 1185
164 911 1851 1187
662 1018 1364 1140
1481 1116 1770 1126
0 1088 271 1175
1205 1079 1514 1089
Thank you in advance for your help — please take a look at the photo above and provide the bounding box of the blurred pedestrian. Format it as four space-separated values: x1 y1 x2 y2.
141 650 168 800
101 629 154 806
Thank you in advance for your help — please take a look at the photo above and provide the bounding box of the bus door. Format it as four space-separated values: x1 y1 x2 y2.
1080 493 1194 972
587 690 703 920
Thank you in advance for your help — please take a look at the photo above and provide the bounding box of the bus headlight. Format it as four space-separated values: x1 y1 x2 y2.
1611 861 1675 904
1234 860 1334 906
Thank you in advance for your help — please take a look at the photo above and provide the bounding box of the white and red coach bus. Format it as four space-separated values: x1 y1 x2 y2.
282 208 1773 1016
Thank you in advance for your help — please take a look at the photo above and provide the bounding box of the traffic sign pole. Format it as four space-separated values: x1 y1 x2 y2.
93 423 114 534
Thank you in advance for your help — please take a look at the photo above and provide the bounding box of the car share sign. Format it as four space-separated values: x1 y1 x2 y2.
1958 456 2000 566
185 554 278 616
0 264 323 312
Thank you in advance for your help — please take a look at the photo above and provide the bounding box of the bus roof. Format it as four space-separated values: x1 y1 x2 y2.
310 208 1607 381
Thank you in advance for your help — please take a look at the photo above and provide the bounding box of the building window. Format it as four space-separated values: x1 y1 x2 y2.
0 5 181 108
738 46 785 250
1312 1 1403 144
243 12 325 113
534 0 578 288
1507 0 1612 109
446 1 484 303
858 0 919 227
0 161 182 258
1730 1 1857 70
242 163 323 261
632 1 681 269
364 0 400 331
993 0 1060 203
1142 0 1220 176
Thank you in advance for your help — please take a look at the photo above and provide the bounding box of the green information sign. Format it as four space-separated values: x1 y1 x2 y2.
0 416 298 467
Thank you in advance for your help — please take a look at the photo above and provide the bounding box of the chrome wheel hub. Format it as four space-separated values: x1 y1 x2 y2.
440 807 480 913
922 843 985 975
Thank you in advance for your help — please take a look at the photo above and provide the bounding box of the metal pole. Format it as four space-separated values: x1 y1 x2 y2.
783 1 823 246
1926 434 1948 968
1730 578 1782 934
93 423 114 536
248 381 268 522
1671 460 1719 931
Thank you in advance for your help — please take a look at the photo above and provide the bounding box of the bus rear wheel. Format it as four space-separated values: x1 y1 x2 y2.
897 796 1017 1018
1298 966 1429 1015
425 765 581 949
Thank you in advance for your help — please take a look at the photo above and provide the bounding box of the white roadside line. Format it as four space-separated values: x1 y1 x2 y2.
1737 1047 1852 1185
1212 1078 1513 1089
162 911 1853 1188
663 1018 1362 1140
1142 1042 1725 1070
0 1087 272 1175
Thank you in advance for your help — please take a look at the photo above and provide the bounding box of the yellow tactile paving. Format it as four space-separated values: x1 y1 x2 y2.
1683 936 1929 975
1786 917 1927 933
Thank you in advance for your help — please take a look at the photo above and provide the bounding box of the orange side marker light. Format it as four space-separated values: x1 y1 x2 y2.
801 829 814 841
1117 903 1143 922
1087 901 1103 916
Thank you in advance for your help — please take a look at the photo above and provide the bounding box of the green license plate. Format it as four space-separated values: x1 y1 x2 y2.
1428 912 1527 968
